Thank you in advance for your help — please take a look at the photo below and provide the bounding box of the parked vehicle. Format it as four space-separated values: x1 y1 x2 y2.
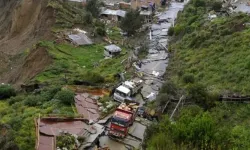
108 102 139 138
113 78 143 102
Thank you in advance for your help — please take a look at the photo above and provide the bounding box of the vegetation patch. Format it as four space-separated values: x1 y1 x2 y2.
35 41 129 85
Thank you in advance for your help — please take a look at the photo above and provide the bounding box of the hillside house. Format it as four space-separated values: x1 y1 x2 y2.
104 44 121 58
100 9 126 21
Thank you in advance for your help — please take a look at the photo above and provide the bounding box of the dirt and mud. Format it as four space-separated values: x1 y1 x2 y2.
0 0 55 86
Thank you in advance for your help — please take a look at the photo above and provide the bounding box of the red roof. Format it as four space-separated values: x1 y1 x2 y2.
37 118 89 150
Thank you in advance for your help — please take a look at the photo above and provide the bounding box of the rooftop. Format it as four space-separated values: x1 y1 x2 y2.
75 93 100 122
116 85 130 94
68 33 93 46
36 118 104 150
101 9 126 17
104 44 122 52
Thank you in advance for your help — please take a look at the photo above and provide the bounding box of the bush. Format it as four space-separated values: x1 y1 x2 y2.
86 0 101 18
84 71 104 84
168 27 174 36
57 134 75 149
211 1 222 11
120 9 143 35
192 0 206 7
83 12 93 25
0 85 16 99
24 95 45 107
8 95 25 105
182 73 195 84
54 89 75 105
95 26 106 36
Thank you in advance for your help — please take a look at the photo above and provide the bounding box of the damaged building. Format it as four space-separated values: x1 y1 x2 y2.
104 44 122 58
100 9 126 21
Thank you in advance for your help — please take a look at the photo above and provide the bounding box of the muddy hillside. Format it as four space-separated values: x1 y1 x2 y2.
0 0 54 85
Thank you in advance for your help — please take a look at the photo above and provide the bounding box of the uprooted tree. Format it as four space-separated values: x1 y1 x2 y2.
120 9 143 36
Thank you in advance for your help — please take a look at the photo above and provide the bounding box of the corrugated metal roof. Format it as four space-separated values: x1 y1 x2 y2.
140 10 152 16
104 44 121 52
101 9 126 17
116 85 130 94
68 33 93 46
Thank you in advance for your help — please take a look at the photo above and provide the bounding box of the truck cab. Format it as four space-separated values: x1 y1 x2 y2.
109 111 132 138
113 85 132 102
109 102 139 138
113 79 143 103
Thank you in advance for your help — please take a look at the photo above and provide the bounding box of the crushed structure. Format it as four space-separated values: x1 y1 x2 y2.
68 33 93 46
100 9 126 21
75 93 101 123
36 118 104 150
104 44 122 58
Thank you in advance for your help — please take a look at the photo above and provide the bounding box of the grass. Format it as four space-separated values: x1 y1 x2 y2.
34 41 129 84
169 5 250 94
0 86 77 150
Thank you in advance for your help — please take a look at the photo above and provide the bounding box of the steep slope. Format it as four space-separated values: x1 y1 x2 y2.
0 0 54 85
169 2 250 94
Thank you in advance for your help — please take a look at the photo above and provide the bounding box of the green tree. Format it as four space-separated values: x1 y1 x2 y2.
120 9 143 35
85 0 101 18
57 134 75 149
54 89 75 105
0 85 16 99
211 1 222 11
83 11 93 25
168 26 175 36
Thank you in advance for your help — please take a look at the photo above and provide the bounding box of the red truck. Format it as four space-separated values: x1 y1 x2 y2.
108 102 139 138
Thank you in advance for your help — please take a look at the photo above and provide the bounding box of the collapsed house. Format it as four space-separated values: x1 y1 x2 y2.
68 31 93 46
100 9 126 21
36 118 104 150
104 44 122 58
75 93 101 123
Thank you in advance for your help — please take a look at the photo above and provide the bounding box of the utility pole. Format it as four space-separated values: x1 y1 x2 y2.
170 95 185 120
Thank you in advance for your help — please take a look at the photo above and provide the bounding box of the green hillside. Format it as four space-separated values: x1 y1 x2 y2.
169 1 250 94
145 0 250 149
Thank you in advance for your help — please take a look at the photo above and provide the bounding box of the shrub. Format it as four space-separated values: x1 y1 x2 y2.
192 0 206 7
54 89 75 105
84 71 104 83
0 85 16 99
83 12 93 25
77 136 85 143
95 26 106 36
57 134 75 149
182 73 195 84
211 1 222 11
24 95 45 107
8 95 25 105
86 0 101 18
120 9 143 35
168 27 174 36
